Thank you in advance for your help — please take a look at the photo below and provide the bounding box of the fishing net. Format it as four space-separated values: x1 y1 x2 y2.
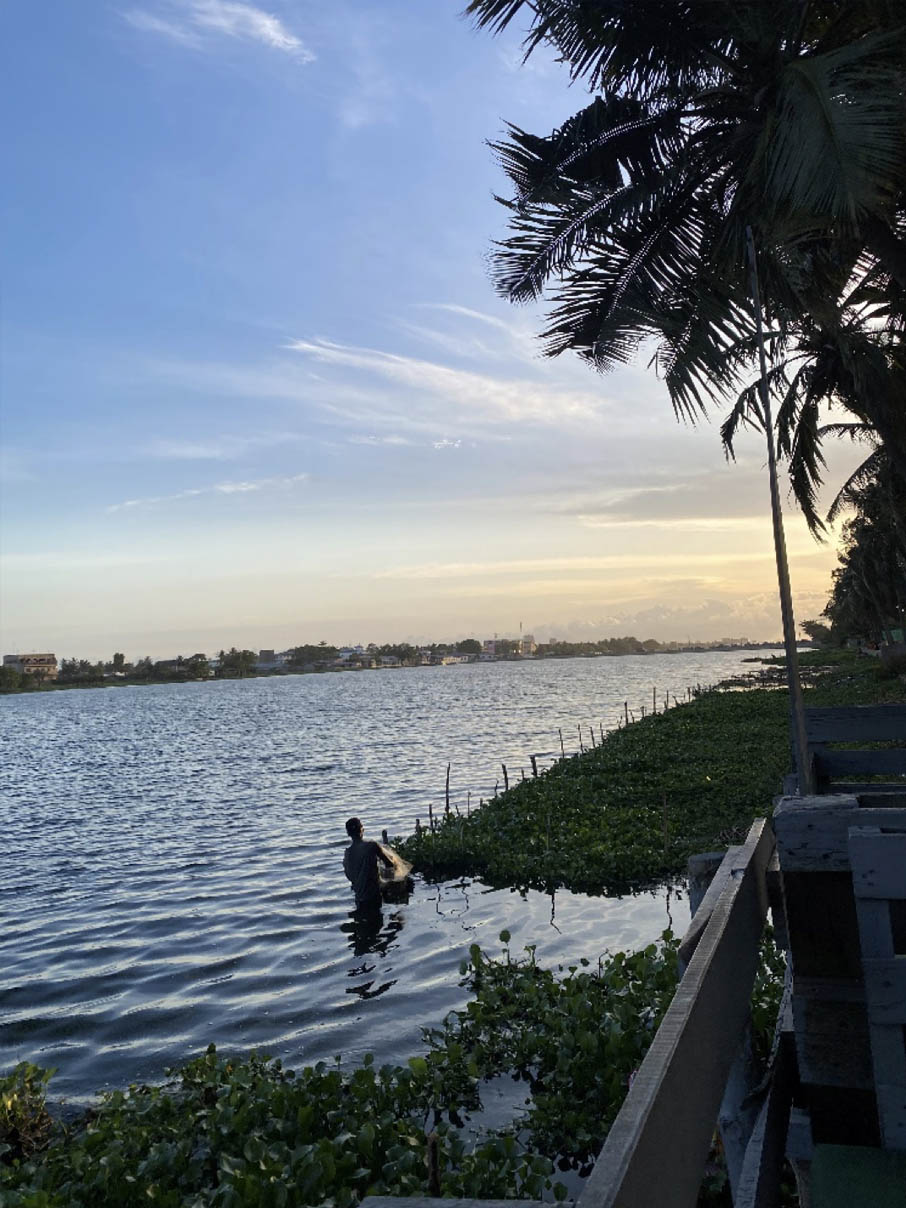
378 844 413 884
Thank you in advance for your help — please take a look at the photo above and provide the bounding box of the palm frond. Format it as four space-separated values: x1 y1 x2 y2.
827 445 886 523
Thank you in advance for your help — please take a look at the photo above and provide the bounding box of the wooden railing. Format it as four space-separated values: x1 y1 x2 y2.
576 818 777 1208
785 704 906 795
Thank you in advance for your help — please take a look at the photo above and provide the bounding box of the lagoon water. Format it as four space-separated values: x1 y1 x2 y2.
1 650 779 1107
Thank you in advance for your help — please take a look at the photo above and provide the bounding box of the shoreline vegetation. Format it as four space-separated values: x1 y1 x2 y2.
3 652 903 1206
395 650 905 893
0 638 789 695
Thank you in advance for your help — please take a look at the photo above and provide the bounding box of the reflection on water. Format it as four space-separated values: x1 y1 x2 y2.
341 904 406 961
0 651 767 1105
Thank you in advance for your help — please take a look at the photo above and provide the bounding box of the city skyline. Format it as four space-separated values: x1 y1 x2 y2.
1 2 856 657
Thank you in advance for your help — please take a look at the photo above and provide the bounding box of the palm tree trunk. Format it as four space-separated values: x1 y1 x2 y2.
746 227 814 795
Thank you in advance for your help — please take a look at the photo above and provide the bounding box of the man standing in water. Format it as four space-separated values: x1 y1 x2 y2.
343 817 394 910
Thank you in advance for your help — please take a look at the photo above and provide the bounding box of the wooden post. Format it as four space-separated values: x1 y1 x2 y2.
578 724 585 752
428 802 434 832
663 793 669 853
624 700 629 724
445 762 451 816
426 1131 440 1196
501 763 509 791
590 725 597 748
530 754 538 778
559 727 566 758
467 791 471 817
415 817 422 836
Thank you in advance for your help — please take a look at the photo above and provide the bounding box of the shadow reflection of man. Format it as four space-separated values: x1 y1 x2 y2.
341 904 406 959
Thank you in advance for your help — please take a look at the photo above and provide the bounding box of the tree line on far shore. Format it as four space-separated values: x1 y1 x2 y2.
0 633 783 694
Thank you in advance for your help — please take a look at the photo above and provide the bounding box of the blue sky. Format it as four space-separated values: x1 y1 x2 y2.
1 1 850 658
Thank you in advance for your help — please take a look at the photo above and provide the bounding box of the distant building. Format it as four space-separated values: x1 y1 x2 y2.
520 633 537 656
3 653 58 680
482 639 497 657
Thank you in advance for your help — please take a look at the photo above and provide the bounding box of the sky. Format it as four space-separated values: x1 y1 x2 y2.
1 1 859 659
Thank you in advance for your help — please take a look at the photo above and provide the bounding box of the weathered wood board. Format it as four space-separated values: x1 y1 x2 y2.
577 819 774 1208
850 826 906 1150
804 706 906 744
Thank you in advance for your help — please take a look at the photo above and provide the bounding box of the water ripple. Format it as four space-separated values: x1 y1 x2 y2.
1 651 774 1104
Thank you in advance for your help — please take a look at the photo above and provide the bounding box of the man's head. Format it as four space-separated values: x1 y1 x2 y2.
345 817 363 839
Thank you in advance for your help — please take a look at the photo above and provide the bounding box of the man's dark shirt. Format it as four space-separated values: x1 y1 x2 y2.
343 838 386 907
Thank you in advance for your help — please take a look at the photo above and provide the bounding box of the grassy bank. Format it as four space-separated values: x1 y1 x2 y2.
396 652 906 892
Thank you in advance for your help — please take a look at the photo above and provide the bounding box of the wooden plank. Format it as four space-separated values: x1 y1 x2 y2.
817 749 906 779
781 873 863 979
850 831 906 899
735 1029 793 1208
786 1107 813 1163
577 819 774 1208
861 959 906 1023
687 851 730 918
791 993 873 1090
804 705 906 744
766 852 789 950
849 826 906 1150
774 799 906 872
678 846 743 971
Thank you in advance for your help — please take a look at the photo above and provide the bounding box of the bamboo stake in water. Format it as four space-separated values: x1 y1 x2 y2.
530 754 538 778
663 793 669 853
558 728 566 758
577 724 584 753
445 762 451 816
501 763 509 791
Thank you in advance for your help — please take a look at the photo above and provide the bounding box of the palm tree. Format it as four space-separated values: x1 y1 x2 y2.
824 453 906 642
466 0 906 790
722 260 906 531
466 0 905 421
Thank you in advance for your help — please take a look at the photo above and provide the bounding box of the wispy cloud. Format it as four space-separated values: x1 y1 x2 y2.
147 431 303 460
575 515 771 534
374 552 774 582
123 1 314 61
286 337 599 424
107 472 308 513
336 15 396 129
348 434 413 447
